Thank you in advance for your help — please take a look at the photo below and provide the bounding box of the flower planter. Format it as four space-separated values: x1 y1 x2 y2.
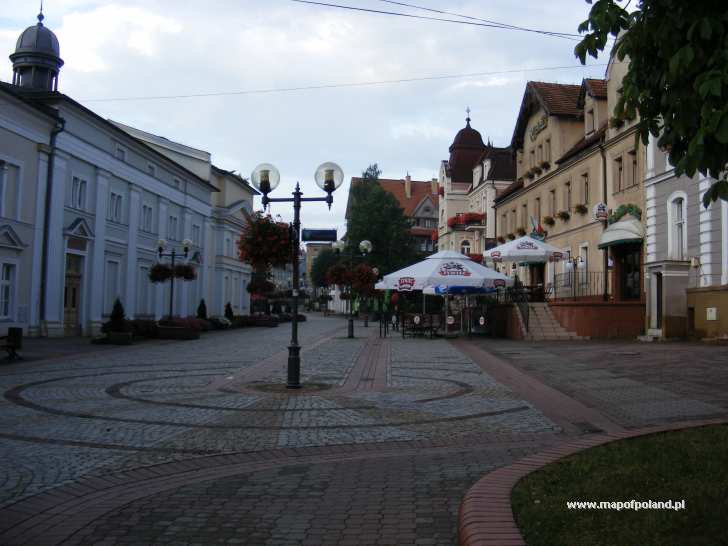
540 161 550 169
497 236 506 244
575 204 589 215
557 211 571 222
158 325 200 340
543 215 556 227
516 228 527 236
107 331 133 345
507 233 516 240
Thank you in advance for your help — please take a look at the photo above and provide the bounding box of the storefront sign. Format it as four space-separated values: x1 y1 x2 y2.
447 316 455 325
593 202 609 221
529 115 548 142
516 240 538 250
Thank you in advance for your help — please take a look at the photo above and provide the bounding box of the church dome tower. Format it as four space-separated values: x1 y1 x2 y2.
448 109 485 184
9 11 64 91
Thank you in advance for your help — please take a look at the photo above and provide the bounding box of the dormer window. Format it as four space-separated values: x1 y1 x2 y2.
147 163 157 177
587 109 595 134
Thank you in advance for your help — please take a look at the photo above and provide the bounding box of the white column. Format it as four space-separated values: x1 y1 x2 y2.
125 188 141 317
43 152 68 336
645 134 657 180
155 198 168 319
29 147 50 336
200 217 210 308
180 208 193 315
89 168 110 334
699 175 715 287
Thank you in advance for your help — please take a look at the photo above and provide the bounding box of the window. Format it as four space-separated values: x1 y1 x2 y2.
137 266 151 315
587 109 595 133
168 215 178 240
115 146 126 161
522 203 528 229
669 195 687 260
71 177 87 210
147 163 156 177
140 204 153 232
0 263 16 319
501 214 506 234
108 192 123 223
460 240 471 255
545 139 551 162
537 144 543 164
535 197 541 222
192 224 201 246
565 182 572 211
549 190 556 215
104 260 120 315
511 209 516 232
582 173 590 205
614 157 624 192
630 150 638 187
529 150 535 168
174 178 182 190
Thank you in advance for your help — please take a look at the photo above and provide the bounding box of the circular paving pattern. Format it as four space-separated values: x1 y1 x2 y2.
0 316 559 545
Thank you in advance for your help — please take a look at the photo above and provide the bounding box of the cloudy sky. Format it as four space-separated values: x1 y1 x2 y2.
1 0 606 234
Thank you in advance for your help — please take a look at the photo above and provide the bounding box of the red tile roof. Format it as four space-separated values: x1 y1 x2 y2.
529 81 583 117
349 177 439 218
584 78 608 99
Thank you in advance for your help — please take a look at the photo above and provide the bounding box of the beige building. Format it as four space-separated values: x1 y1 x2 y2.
305 242 332 287
437 115 515 258
492 59 647 337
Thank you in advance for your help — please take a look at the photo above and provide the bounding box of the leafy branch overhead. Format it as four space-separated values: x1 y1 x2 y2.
575 0 728 205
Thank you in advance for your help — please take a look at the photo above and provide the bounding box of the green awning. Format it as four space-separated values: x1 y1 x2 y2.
598 214 644 249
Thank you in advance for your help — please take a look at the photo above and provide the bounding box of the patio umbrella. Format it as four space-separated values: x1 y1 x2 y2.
483 235 566 264
375 250 512 292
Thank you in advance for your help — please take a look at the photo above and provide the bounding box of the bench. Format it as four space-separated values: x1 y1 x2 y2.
1 327 23 360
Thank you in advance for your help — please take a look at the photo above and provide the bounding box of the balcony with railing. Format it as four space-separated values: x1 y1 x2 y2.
446 212 486 230
549 270 611 301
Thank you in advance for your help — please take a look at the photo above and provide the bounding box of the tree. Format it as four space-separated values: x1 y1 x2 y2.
196 299 208 320
575 0 728 205
362 163 382 181
108 298 129 333
347 171 417 275
310 248 342 288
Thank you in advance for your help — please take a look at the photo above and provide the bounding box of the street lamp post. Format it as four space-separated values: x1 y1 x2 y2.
565 251 584 299
251 162 343 389
333 239 372 339
157 238 192 319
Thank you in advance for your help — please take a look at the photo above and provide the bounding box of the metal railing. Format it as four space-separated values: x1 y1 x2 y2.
550 271 610 300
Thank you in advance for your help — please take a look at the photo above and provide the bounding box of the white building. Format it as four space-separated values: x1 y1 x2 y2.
0 12 256 336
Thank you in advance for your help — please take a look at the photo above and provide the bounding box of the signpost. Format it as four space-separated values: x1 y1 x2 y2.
301 229 337 242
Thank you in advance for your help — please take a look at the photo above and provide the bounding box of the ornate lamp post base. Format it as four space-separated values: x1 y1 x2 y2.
287 343 301 389
347 317 354 339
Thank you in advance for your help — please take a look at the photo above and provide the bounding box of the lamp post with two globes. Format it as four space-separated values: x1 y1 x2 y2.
157 238 193 319
250 162 344 389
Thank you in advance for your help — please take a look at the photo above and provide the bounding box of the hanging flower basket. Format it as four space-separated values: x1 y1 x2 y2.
574 203 589 215
149 263 173 283
540 161 550 169
506 233 516 240
557 210 571 222
174 263 197 280
516 227 527 236
543 215 556 226
497 236 506 244
238 212 291 269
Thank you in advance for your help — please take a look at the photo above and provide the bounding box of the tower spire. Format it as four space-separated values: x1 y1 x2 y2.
38 1 44 24
465 106 471 126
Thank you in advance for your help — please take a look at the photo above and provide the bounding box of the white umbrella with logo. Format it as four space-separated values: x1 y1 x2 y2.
483 236 566 264
375 250 513 292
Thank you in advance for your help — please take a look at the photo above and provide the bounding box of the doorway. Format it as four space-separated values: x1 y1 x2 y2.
654 272 663 329
615 244 642 301
64 254 84 336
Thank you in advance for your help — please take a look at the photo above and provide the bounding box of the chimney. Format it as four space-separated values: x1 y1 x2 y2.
431 178 438 195
404 173 412 199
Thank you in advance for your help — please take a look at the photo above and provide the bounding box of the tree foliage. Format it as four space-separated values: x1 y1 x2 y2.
575 0 728 205
310 248 341 288
347 167 417 275
362 163 382 181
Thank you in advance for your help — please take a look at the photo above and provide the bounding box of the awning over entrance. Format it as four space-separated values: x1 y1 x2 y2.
598 214 644 249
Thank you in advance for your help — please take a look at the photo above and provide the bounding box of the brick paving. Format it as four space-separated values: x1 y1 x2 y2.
1 320 724 545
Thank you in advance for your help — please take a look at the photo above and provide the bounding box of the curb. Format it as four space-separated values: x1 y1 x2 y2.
457 416 728 546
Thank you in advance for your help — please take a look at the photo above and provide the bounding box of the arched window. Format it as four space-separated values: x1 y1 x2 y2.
461 240 471 255
667 192 688 260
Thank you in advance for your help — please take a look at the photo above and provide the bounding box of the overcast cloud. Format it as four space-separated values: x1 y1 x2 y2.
0 0 606 234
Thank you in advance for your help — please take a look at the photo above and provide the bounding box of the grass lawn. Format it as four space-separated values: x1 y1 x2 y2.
511 424 728 546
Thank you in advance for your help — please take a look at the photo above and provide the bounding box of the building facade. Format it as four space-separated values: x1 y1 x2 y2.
437 114 515 258
0 12 256 336
347 174 439 254
644 139 728 339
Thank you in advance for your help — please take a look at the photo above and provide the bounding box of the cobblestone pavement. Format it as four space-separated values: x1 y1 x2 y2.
0 315 559 545
471 338 728 428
